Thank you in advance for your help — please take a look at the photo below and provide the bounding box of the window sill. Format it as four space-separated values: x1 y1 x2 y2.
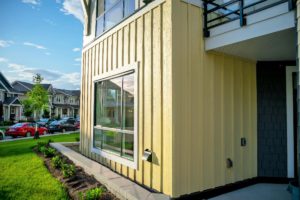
91 147 137 169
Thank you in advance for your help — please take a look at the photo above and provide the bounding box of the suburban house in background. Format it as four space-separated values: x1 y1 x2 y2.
51 88 80 118
12 81 81 119
12 81 54 102
0 72 22 121
79 0 299 199
0 73 81 121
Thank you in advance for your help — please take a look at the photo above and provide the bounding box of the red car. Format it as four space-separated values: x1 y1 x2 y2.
5 123 48 138
74 120 80 129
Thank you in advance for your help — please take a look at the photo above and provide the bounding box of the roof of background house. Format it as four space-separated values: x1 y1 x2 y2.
3 96 21 105
0 83 5 90
11 81 80 97
0 72 22 94
53 88 80 97
12 81 52 93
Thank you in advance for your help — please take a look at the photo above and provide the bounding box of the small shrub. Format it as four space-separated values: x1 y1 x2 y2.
42 147 56 158
79 187 104 200
3 121 14 126
38 144 47 153
37 142 47 152
62 163 76 178
85 187 104 200
36 140 53 152
51 156 62 168
75 137 80 142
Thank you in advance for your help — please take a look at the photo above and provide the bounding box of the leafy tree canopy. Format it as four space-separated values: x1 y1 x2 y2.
21 74 49 119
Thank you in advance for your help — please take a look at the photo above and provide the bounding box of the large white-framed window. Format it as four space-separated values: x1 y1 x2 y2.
91 63 138 169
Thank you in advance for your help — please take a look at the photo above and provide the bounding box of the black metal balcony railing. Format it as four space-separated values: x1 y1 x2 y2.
203 0 295 37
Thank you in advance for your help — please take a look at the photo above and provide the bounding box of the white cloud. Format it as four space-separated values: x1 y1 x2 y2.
60 0 84 23
8 63 27 71
21 0 40 5
0 57 8 62
6 62 80 89
74 57 81 62
23 42 47 50
53 72 81 87
72 47 81 52
0 40 14 48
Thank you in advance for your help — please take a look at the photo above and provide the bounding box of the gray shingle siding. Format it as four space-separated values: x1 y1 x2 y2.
257 63 287 178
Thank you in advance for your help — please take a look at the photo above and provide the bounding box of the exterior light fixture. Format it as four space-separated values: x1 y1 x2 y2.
142 149 152 162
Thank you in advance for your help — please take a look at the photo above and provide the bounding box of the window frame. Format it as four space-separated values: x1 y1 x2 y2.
91 63 139 169
95 0 138 37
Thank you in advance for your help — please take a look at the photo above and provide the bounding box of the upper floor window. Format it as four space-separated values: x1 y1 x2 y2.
96 0 135 36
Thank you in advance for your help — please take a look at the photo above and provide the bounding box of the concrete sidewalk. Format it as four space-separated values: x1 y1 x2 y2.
209 183 291 200
50 142 170 200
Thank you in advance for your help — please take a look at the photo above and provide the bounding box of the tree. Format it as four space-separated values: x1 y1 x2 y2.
22 99 33 119
42 109 50 118
22 74 49 120
33 73 43 84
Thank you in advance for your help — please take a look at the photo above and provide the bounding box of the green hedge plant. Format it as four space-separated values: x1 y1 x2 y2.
51 156 62 168
40 147 56 157
61 163 76 178
78 187 105 200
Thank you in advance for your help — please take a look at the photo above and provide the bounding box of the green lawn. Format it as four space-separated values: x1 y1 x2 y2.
0 133 80 200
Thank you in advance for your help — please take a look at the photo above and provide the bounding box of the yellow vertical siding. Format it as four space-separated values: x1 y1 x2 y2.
81 0 257 198
171 1 257 197
80 0 173 196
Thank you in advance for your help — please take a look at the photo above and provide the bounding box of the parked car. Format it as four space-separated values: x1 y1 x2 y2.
37 118 49 126
48 119 77 133
37 118 55 127
74 118 80 129
5 123 48 138
62 117 75 121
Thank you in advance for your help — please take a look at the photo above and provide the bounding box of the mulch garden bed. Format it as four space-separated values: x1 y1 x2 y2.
33 144 119 200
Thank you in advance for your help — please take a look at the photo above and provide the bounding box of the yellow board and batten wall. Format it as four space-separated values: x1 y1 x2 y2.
171 1 257 197
80 0 174 196
80 0 257 198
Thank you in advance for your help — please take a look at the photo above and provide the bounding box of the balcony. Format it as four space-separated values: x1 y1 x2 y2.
203 0 296 61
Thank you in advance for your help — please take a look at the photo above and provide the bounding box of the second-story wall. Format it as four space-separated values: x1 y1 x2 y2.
53 94 64 104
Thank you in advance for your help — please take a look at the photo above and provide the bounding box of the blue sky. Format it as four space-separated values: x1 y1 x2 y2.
0 0 83 90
